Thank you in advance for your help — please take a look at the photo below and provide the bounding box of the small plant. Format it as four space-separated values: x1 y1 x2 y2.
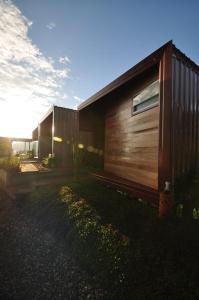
15 150 34 160
59 186 130 290
75 148 104 171
0 139 12 157
0 156 21 173
42 154 58 168
176 203 183 218
174 171 199 220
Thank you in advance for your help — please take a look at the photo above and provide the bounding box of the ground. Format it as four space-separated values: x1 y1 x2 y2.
0 191 104 300
1 175 199 300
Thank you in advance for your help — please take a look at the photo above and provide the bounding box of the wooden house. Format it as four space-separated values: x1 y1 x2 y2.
33 106 78 168
78 41 199 210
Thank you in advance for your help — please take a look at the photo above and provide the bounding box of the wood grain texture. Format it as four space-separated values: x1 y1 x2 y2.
104 73 159 189
53 107 78 167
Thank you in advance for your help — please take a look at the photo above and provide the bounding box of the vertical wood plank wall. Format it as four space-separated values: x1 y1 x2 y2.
79 131 93 149
172 53 199 183
38 113 53 159
104 72 159 189
79 108 105 150
53 107 78 167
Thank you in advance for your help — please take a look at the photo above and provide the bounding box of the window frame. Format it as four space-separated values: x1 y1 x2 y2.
131 80 159 116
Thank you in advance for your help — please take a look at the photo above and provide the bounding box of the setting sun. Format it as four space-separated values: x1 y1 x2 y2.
0 99 39 138
0 0 70 139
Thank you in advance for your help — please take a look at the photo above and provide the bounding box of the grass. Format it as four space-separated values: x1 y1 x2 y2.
23 173 199 299
62 175 157 237
0 156 21 172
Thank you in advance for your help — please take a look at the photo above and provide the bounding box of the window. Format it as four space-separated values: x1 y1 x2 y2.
132 80 159 114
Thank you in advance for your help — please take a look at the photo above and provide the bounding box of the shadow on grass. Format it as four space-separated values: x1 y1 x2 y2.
20 174 199 300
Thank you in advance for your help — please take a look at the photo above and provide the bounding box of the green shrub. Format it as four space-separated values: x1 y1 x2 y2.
76 148 104 171
0 138 12 157
0 156 20 172
15 150 34 160
59 186 130 291
22 178 199 299
42 155 58 168
175 172 199 219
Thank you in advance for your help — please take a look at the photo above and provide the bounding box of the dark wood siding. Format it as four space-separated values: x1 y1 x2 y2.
158 44 173 192
53 107 78 167
78 42 199 208
79 131 93 149
172 52 199 183
79 108 105 150
32 127 38 141
104 73 159 189
78 107 105 168
38 112 53 159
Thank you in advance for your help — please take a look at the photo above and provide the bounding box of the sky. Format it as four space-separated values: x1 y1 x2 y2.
0 0 199 138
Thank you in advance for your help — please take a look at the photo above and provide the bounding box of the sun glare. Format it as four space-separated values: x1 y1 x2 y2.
0 100 37 138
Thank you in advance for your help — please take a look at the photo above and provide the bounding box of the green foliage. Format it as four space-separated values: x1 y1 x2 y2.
15 150 34 159
0 138 12 157
59 186 130 289
175 172 199 219
24 177 199 299
0 156 20 172
42 155 58 168
176 203 183 218
26 183 130 293
75 148 104 171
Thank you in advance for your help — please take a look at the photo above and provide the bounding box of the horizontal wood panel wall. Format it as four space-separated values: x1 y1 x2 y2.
104 72 159 189
172 54 199 182
53 107 78 167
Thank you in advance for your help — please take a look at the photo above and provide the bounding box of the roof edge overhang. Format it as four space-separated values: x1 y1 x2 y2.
173 45 199 73
0 136 32 142
78 40 173 110
38 105 77 125
39 105 54 124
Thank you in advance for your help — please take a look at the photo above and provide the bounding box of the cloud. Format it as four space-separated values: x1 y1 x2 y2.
59 56 71 65
0 0 70 137
62 93 68 99
46 21 56 30
73 95 82 103
73 95 83 110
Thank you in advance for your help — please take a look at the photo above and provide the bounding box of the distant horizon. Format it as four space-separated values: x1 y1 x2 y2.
0 0 198 138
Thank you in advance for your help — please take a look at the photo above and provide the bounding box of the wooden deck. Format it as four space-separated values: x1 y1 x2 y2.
20 160 50 173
